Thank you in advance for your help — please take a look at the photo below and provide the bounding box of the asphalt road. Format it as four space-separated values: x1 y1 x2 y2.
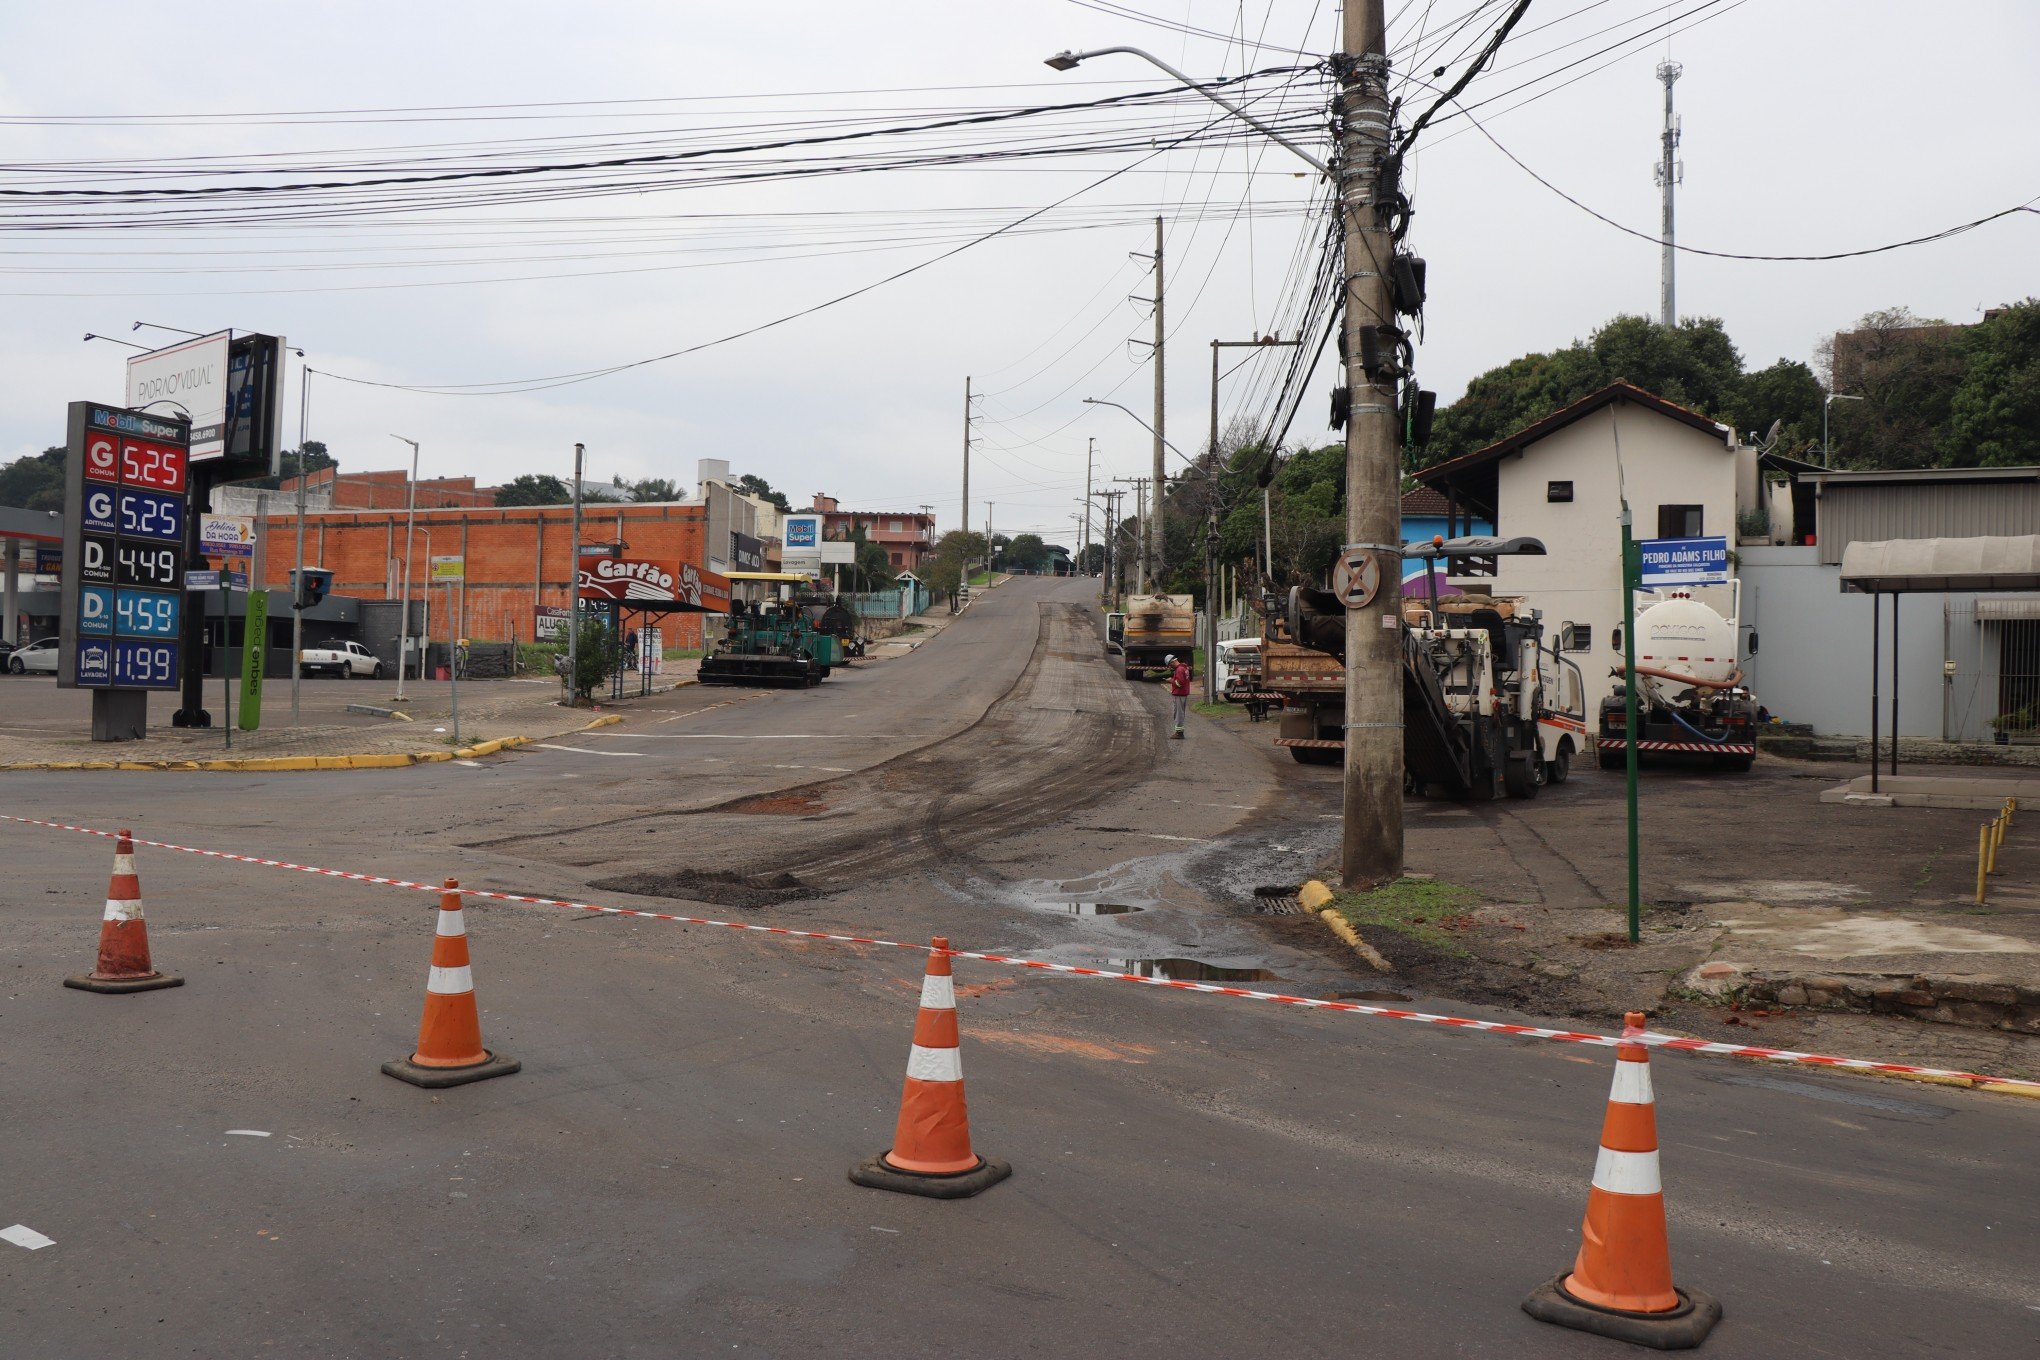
2 576 2034 1358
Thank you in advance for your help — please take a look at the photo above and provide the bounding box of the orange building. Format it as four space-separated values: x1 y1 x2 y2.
290 467 500 510
252 500 725 647
810 493 936 571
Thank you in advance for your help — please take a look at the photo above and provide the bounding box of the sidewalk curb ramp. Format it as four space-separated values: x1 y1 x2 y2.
1523 1011 1721 1349
1298 880 1395 972
850 936 1011 1199
63 828 182 994
0 713 624 773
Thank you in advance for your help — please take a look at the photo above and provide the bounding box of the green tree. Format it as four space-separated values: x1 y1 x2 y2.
566 616 615 703
736 473 791 513
630 477 681 502
0 446 66 511
924 529 987 604
1078 543 1106 574
278 440 337 484
1948 300 2040 467
1728 360 1824 448
495 473 572 507
1004 533 1051 573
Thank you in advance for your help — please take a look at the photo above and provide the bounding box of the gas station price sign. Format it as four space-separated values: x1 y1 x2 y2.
59 402 191 691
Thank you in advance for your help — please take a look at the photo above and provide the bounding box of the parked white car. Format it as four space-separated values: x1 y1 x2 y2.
6 637 59 674
299 641 383 679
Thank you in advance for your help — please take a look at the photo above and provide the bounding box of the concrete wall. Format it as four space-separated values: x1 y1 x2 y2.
1483 402 1741 713
1740 546 1961 738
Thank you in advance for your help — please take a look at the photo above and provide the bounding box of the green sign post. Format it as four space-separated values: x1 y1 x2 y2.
239 589 267 732
1620 508 1642 944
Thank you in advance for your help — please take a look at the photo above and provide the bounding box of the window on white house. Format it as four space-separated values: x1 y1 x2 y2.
1547 480 1573 502
1657 504 1704 538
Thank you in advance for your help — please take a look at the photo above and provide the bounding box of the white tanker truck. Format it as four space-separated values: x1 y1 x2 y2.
1597 587 1759 772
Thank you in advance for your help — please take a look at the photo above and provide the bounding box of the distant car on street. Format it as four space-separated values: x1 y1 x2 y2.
6 637 59 674
298 641 383 679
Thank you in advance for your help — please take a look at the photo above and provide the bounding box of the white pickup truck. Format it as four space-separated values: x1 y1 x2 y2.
299 641 384 679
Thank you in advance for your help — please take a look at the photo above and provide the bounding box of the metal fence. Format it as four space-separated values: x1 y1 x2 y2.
1945 600 2040 743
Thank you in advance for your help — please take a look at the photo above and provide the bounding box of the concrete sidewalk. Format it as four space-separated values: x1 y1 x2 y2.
0 686 625 771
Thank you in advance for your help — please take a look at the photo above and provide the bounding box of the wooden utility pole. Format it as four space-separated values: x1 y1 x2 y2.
1149 216 1166 591
1339 0 1405 887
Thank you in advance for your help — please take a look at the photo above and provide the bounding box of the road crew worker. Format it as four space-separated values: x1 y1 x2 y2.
1166 653 1192 740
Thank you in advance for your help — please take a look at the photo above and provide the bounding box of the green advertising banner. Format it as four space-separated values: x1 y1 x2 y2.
238 590 267 731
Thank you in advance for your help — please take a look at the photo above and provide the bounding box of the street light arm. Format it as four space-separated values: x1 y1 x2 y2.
1082 397 1196 465
1045 45 1329 175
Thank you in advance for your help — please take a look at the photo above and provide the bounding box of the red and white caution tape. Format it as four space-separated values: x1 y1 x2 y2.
2 813 2030 1090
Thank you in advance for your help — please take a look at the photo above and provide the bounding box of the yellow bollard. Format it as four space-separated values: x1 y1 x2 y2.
1990 815 2004 874
1977 824 1990 905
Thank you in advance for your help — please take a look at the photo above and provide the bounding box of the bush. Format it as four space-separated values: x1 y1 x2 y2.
567 617 615 703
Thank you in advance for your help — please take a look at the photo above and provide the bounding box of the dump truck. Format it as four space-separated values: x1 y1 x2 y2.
1120 593 1195 681
1266 536 1586 797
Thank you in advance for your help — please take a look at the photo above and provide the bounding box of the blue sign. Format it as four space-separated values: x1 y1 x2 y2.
110 639 179 689
115 588 180 639
117 487 185 542
82 484 117 534
78 586 115 636
1637 535 1728 587
785 516 818 549
35 545 61 573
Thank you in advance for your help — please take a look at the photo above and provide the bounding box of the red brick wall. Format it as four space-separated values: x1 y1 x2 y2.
257 503 715 646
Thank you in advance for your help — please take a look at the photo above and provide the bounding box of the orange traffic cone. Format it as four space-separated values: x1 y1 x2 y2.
1524 1012 1720 1349
65 829 183 994
849 937 1011 1198
381 880 519 1088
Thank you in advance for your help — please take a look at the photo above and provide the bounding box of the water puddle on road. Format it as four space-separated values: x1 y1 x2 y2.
1050 902 1145 916
1109 957 1292 986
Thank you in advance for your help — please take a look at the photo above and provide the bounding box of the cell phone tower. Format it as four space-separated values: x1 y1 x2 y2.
1653 60 1684 327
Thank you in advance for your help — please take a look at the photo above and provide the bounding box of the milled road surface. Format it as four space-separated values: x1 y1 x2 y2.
2 577 2035 1358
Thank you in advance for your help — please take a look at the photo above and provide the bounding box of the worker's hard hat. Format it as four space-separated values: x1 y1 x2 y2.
1164 654 1177 663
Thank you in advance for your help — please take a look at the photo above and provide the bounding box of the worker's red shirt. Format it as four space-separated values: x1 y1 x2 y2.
1167 663 1192 696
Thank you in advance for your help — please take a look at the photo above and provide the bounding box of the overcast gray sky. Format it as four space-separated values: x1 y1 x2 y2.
3 1 2034 544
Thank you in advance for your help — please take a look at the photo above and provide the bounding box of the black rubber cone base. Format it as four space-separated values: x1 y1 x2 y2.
65 972 183 994
849 1153 1012 1199
1523 1274 1721 1350
381 1051 520 1089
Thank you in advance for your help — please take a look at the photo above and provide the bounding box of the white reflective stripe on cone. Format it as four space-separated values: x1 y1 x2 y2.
905 1044 962 1083
1609 1059 1655 1106
426 965 474 995
103 898 144 921
919 973 955 1010
113 854 136 876
435 910 466 937
1591 1146 1663 1196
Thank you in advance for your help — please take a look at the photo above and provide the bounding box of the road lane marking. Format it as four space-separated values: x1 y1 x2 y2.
226 1130 272 1137
599 733 915 740
534 744 649 757
1 1226 54 1250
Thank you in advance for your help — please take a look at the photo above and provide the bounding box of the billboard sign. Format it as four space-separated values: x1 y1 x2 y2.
59 402 190 691
125 330 284 472
576 557 730 610
429 555 464 580
730 531 764 573
1637 535 1729 587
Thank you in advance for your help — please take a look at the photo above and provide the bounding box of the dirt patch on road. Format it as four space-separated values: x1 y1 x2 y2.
589 867 823 909
722 791 830 816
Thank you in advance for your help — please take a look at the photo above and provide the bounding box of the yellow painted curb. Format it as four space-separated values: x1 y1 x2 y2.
1977 1080 2040 1100
1297 879 1335 912
581 713 625 730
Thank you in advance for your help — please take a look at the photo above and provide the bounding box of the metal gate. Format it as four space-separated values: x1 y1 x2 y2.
1945 600 2040 742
